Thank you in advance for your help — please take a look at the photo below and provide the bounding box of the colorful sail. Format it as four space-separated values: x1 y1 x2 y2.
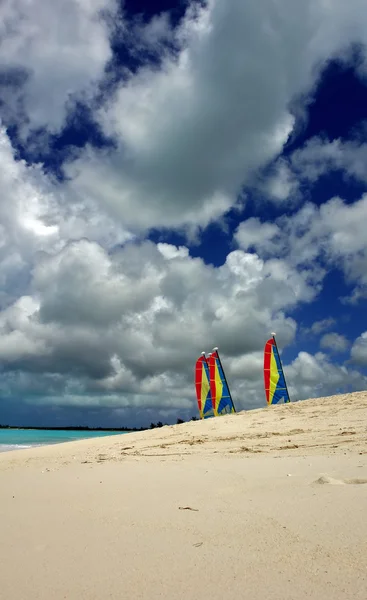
208 350 235 416
195 354 214 419
263 337 290 405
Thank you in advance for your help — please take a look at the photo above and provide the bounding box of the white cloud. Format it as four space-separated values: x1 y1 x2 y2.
264 134 367 210
267 161 297 202
157 243 189 260
0 224 366 421
235 218 281 254
310 318 336 336
1 1 367 424
220 347 367 410
320 332 349 353
255 159 300 204
0 125 131 308
129 11 174 54
66 0 367 232
341 287 367 305
228 352 263 382
2 218 364 422
235 194 367 302
291 137 367 185
0 0 118 135
350 331 367 366
286 351 367 400
0 235 309 414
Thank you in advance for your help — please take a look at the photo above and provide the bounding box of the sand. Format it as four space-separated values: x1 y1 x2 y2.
0 391 366 600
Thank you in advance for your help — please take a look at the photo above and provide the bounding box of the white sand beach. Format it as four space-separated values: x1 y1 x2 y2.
1 391 366 600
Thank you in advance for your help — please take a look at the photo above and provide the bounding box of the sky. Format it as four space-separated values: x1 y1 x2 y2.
1 0 367 428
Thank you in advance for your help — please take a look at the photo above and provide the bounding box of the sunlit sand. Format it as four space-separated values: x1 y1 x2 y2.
1 391 366 600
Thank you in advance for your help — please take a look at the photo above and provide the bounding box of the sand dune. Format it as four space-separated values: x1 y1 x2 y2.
0 392 366 599
2 391 366 469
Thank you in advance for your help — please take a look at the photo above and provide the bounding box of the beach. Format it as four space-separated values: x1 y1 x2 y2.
1 391 366 600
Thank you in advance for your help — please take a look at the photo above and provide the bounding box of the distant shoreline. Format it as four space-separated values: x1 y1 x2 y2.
0 425 147 433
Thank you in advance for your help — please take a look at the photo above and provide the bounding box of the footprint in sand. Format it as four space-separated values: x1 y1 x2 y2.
314 475 367 485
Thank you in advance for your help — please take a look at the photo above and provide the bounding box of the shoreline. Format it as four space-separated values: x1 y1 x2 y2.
0 443 41 453
2 390 367 461
0 429 130 454
0 426 145 432
1 391 366 600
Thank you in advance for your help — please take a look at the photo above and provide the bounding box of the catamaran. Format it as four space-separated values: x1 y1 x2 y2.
195 348 236 418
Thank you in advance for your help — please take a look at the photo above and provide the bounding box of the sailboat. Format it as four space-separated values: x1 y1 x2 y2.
195 353 214 419
263 333 291 405
208 348 236 415
195 348 236 418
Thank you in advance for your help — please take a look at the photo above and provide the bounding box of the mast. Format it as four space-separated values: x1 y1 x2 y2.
271 333 291 403
212 347 236 413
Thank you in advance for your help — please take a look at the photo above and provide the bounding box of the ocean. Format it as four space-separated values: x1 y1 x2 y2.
0 429 128 453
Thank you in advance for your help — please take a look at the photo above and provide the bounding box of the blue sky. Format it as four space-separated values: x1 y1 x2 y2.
0 0 367 428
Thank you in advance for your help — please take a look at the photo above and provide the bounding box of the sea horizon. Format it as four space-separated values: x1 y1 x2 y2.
0 428 128 453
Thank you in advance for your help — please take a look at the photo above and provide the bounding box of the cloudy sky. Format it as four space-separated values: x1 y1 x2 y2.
1 0 367 428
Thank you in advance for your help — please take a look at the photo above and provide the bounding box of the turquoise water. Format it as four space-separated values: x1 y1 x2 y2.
0 428 128 452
